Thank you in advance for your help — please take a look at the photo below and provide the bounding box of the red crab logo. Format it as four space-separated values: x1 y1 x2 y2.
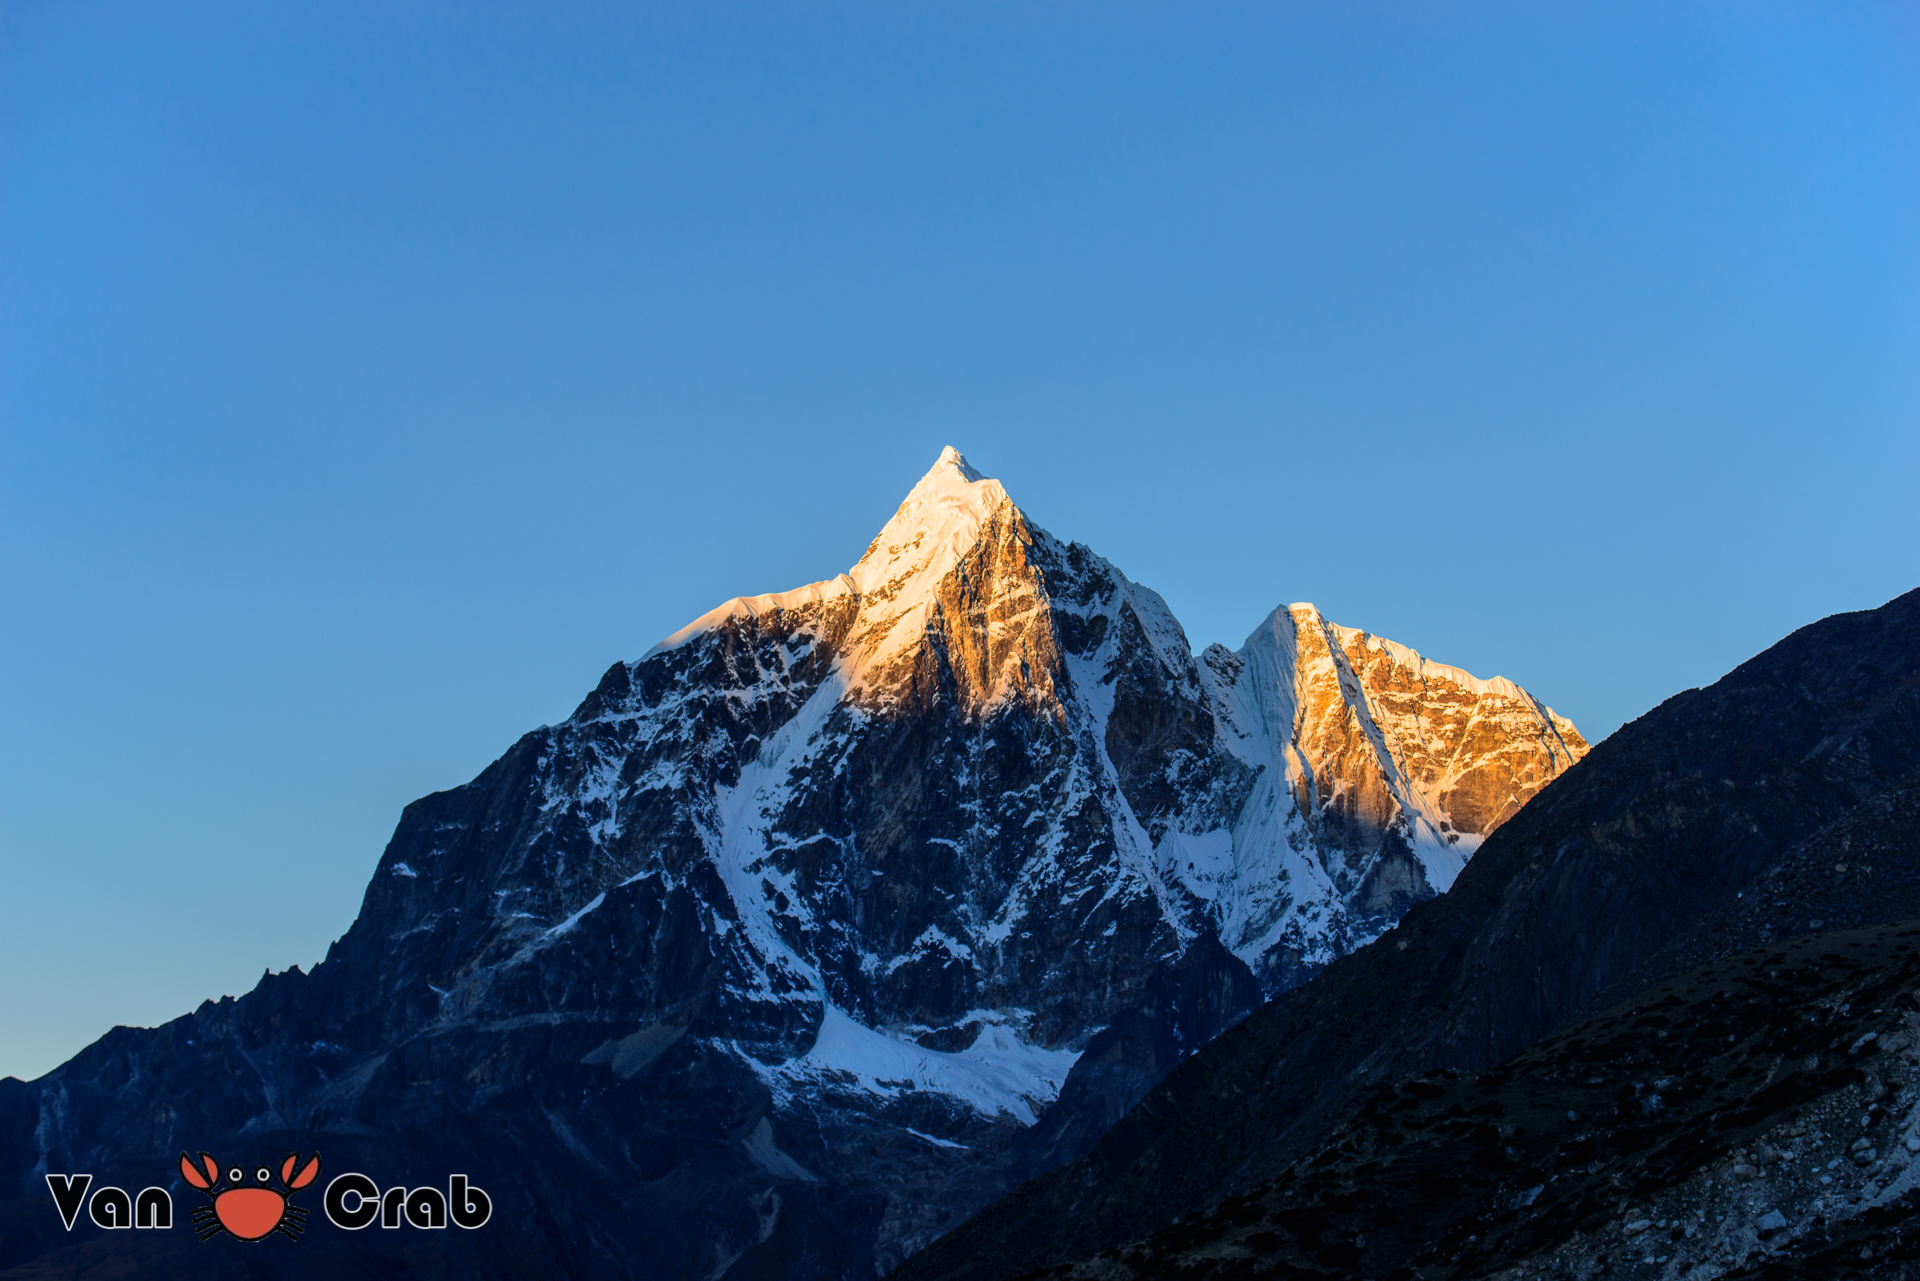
177 1151 320 1242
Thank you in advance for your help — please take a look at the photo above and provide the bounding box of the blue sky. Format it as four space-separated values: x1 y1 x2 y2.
2 1 1915 1080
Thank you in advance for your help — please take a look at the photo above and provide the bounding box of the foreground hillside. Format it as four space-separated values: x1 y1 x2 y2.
1028 917 1920 1279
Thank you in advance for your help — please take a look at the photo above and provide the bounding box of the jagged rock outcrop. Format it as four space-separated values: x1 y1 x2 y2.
0 448 1582 1280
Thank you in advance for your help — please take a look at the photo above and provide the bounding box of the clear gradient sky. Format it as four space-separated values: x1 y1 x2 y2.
3 2 1916 1080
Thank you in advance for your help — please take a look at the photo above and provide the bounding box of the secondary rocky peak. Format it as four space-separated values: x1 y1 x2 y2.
1197 598 1589 990
1280 604 1589 840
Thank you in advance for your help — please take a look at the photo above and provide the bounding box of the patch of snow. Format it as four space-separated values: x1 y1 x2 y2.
647 575 859 657
886 925 977 974
544 892 606 939
787 1005 1079 1125
904 1127 969 1150
742 1116 821 1181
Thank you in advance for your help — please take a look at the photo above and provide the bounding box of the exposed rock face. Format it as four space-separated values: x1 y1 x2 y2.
0 448 1583 1281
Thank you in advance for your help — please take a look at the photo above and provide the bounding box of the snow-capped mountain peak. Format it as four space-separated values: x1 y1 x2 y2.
624 448 1588 1011
853 446 1007 592
145 446 1588 1275
646 447 1034 706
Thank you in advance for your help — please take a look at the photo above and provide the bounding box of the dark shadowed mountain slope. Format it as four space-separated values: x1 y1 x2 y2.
1030 918 1920 1281
899 586 1920 1281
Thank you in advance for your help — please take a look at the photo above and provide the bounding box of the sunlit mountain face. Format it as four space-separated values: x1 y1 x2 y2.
0 448 1585 1280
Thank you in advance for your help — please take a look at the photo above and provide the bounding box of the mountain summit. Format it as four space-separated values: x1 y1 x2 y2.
652 446 1059 717
0 448 1585 1280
